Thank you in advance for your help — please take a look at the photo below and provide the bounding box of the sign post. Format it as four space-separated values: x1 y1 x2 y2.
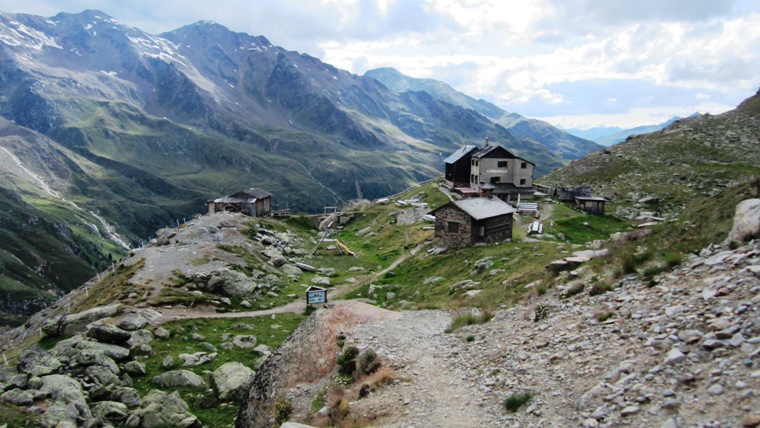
305 286 327 306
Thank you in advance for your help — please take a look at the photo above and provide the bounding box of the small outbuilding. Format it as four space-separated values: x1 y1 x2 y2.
575 196 608 215
207 188 272 216
430 197 517 247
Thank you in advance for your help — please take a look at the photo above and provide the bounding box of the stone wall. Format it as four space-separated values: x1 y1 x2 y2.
475 214 513 244
434 205 473 247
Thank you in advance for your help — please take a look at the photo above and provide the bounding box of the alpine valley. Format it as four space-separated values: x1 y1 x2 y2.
0 9 601 322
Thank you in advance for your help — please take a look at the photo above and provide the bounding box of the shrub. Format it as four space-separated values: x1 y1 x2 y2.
588 282 613 296
536 283 547 296
504 392 533 413
337 346 360 377
560 281 584 299
274 399 292 425
465 335 475 342
357 349 381 377
595 309 615 322
445 309 494 333
533 304 551 322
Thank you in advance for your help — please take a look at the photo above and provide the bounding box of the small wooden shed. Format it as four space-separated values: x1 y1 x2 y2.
207 188 272 217
575 196 608 215
430 197 517 247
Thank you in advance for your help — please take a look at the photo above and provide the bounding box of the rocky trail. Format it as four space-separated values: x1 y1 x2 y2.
269 238 760 428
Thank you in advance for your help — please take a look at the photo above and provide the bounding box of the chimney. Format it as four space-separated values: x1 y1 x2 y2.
481 183 495 199
485 136 490 146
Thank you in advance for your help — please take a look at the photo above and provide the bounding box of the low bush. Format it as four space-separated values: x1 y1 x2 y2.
504 392 533 413
588 281 613 296
533 304 551 322
337 346 360 377
445 309 493 333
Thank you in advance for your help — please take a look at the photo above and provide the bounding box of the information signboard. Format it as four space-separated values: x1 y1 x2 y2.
306 286 327 305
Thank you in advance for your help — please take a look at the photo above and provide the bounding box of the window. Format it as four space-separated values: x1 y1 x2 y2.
520 178 526 185
447 222 460 233
490 176 500 184
521 162 527 169
497 161 507 168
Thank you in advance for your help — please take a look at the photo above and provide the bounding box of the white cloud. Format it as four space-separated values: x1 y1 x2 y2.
0 0 758 127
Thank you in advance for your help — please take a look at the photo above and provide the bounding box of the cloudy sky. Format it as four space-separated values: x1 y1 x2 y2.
2 1 759 129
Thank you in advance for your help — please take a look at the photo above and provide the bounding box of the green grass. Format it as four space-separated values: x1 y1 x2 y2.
131 314 305 428
445 309 494 333
552 209 631 244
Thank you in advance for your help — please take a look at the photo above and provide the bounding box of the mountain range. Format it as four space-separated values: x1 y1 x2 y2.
0 10 601 323
563 115 699 146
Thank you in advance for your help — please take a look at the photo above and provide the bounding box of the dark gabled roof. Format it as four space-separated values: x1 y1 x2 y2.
431 197 517 221
213 187 271 203
471 144 535 166
443 145 479 164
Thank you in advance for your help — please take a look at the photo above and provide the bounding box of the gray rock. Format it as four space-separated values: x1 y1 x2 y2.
0 368 28 389
233 335 258 349
280 423 319 428
151 369 207 389
71 348 120 373
153 327 171 339
124 361 147 376
312 276 331 286
661 417 684 428
620 405 640 416
178 352 217 367
270 255 288 268
41 303 122 337
208 269 256 296
110 386 142 408
118 312 150 331
127 329 155 348
212 362 256 401
281 264 303 276
18 346 62 377
318 267 337 277
665 348 686 365
295 262 316 272
127 390 201 428
200 342 217 353
190 333 206 341
87 323 132 344
162 355 175 369
51 336 131 361
91 401 130 426
725 198 760 244
0 388 34 406
707 384 724 395
40 374 91 426
86 364 121 387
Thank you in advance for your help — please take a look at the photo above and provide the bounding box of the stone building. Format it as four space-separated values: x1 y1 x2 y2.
430 197 517 247
207 188 272 216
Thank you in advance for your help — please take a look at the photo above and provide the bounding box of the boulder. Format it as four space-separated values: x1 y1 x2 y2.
51 335 131 361
87 323 132 344
91 401 130 426
208 269 256 297
126 390 201 428
212 362 256 401
178 352 217 367
153 327 171 339
312 276 330 286
151 370 207 389
127 329 155 348
40 374 91 427
86 364 122 387
1 388 34 406
118 312 150 331
17 346 62 377
124 361 147 376
110 386 142 408
232 335 257 349
281 264 303 276
41 303 122 337
725 198 760 243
